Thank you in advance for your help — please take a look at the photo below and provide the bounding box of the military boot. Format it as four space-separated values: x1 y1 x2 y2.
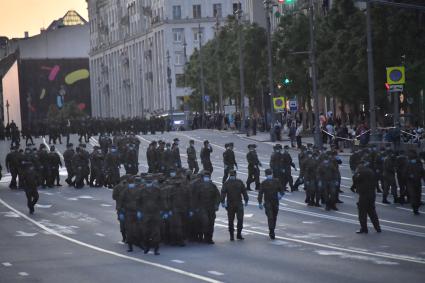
229 232 234 241
236 231 244 240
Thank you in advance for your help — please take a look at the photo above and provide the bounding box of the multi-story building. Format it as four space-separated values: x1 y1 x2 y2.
88 0 270 118
0 10 90 129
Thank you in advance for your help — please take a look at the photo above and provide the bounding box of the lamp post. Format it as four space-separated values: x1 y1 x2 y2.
198 24 206 127
235 3 246 133
166 50 173 122
263 0 276 137
6 100 10 125
215 15 224 115
308 0 322 147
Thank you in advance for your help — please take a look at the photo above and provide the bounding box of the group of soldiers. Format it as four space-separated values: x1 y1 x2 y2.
2 130 424 253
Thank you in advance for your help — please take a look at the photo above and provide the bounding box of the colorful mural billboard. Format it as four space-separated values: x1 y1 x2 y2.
18 58 91 126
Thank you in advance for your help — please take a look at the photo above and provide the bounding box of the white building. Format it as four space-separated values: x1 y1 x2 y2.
88 0 271 118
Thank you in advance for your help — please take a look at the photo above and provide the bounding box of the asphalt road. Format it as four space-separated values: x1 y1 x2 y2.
0 129 424 283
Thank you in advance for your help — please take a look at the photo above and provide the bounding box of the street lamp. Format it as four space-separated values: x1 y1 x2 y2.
235 3 246 133
198 24 206 128
263 0 276 138
166 50 173 123
6 100 10 125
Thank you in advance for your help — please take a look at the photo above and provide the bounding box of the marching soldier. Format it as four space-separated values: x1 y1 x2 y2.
353 160 381 233
404 151 424 215
187 140 199 174
270 144 284 189
63 143 75 186
5 146 20 189
200 140 213 173
222 142 237 183
47 145 62 187
282 145 297 192
221 170 249 241
193 171 220 244
246 144 261 191
172 138 182 168
258 168 284 239
21 148 39 214
146 141 158 173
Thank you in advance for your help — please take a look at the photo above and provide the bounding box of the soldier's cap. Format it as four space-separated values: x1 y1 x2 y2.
67 143 73 148
248 144 256 149
158 140 164 144
151 140 157 144
307 143 313 148
224 143 229 148
204 140 209 144
189 139 195 144
265 168 272 175
229 169 237 176
39 144 46 149
283 145 290 150
228 142 234 147
50 145 55 151
202 170 211 176
173 138 179 142
166 142 171 147
274 144 282 149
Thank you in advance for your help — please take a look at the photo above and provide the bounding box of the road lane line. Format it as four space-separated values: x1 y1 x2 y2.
214 223 425 265
0 198 222 283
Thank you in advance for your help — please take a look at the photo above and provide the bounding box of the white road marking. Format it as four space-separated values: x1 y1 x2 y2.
245 213 254 218
95 233 105 237
302 221 315 224
396 206 424 213
1 211 20 218
208 271 224 276
18 272 29 276
214 223 425 265
0 198 222 283
78 195 94 199
35 204 52 208
171 260 185 264
67 198 78 201
101 204 112 207
2 262 12 267
16 231 38 237
315 250 399 265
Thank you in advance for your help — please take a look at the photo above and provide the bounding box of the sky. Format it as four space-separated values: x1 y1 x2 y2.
0 0 88 39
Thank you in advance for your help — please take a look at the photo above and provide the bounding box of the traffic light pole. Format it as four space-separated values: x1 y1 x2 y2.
264 0 276 135
236 7 246 133
308 0 322 147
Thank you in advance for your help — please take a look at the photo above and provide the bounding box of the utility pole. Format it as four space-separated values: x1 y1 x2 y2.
198 23 206 127
166 50 173 122
309 0 322 147
6 100 10 125
235 3 246 133
264 0 275 138
366 0 378 140
139 66 145 118
215 15 224 115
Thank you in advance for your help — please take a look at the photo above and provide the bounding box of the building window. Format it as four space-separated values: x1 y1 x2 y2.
193 4 201 19
193 28 204 42
173 28 184 43
172 5 181 20
213 3 222 18
176 74 185 88
233 2 242 14
175 53 184 66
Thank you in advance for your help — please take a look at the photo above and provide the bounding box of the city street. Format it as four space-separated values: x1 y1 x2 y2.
0 129 424 283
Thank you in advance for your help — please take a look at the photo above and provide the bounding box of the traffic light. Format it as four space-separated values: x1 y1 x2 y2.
278 0 295 4
282 77 292 86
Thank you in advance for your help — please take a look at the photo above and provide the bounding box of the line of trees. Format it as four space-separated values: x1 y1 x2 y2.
183 0 425 126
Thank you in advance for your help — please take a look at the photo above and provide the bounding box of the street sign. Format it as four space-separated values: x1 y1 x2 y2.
288 100 298 111
204 95 210 102
389 84 403 93
386 66 405 85
273 97 286 111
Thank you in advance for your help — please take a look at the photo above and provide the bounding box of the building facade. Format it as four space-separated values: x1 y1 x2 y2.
0 11 90 129
88 0 269 118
